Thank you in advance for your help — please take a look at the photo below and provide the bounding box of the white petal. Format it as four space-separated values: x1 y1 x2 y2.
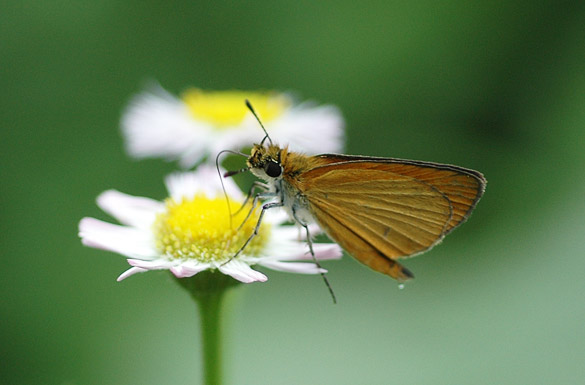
269 103 345 154
257 260 327 274
121 85 210 167
265 241 343 261
127 258 176 269
269 225 303 241
117 266 148 281
270 223 323 241
79 217 158 260
218 260 267 283
178 130 224 168
262 207 291 226
165 166 244 202
170 260 210 278
206 123 258 157
96 190 163 229
308 243 343 260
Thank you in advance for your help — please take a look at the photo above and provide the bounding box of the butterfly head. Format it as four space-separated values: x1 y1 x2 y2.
247 143 283 181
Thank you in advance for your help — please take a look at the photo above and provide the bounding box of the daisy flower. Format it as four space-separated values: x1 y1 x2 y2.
78 166 342 283
120 84 345 168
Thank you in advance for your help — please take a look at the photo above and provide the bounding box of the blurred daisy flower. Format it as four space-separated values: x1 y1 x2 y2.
121 84 345 168
78 166 342 283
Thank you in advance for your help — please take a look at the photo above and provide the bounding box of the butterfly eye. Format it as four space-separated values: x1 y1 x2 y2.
264 161 282 178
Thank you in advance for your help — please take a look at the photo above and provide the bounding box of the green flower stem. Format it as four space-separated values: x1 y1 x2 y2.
176 271 241 385
197 290 224 385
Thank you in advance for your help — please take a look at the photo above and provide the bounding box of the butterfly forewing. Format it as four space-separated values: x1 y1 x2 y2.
309 155 486 233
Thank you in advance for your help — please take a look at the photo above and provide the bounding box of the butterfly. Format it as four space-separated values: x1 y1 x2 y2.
224 101 486 294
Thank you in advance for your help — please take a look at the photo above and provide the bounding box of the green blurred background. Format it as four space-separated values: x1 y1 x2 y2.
2 1 584 384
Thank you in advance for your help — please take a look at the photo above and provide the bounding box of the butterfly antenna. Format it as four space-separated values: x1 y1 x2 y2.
245 99 273 146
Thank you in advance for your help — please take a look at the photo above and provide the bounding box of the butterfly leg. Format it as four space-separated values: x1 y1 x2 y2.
230 201 284 261
295 213 337 304
237 191 277 231
234 181 270 216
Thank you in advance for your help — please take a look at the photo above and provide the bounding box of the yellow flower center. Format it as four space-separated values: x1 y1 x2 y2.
153 194 270 263
182 89 290 127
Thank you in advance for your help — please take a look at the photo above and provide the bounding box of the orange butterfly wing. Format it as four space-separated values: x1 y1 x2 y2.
294 155 486 280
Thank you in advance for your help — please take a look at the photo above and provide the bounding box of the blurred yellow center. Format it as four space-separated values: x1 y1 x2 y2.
153 194 270 263
182 89 290 127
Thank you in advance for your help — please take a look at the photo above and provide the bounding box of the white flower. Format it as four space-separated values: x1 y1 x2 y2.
78 166 342 283
121 84 345 168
